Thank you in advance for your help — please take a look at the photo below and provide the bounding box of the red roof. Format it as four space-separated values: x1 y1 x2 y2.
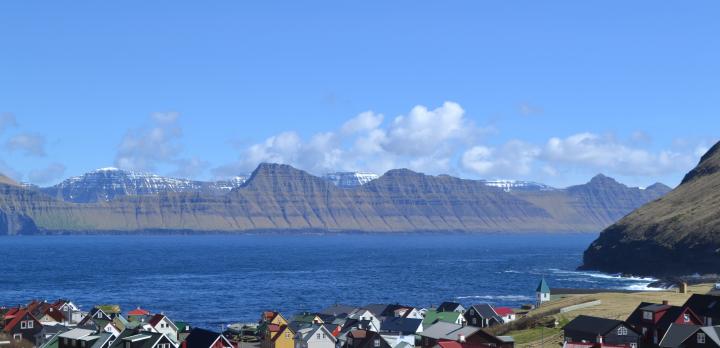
494 307 514 316
3 309 38 333
42 307 66 322
128 308 151 316
436 341 493 348
267 324 281 332
148 314 165 327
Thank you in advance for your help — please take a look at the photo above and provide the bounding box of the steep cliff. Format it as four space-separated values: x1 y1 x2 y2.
0 164 670 234
582 141 720 276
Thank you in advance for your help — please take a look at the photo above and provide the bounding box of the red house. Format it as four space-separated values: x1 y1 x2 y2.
625 301 702 345
2 309 42 345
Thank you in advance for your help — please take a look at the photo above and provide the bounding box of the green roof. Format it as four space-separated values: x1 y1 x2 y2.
536 278 550 293
422 310 460 326
95 305 121 314
175 321 191 332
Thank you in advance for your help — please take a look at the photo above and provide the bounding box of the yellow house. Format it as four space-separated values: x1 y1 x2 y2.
269 325 295 348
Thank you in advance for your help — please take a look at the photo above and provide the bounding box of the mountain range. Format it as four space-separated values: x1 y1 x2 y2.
0 164 671 235
582 140 720 277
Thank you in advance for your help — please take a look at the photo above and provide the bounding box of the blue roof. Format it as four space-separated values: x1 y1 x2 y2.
536 278 550 293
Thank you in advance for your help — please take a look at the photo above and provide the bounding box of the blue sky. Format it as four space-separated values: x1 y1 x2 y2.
0 1 718 188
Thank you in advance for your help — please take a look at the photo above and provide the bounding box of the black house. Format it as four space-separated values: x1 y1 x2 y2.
682 294 720 326
563 316 641 348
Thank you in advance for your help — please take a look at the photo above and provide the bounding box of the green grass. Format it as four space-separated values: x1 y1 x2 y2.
508 326 562 345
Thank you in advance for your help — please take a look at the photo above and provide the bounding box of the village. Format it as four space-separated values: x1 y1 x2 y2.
3 279 720 348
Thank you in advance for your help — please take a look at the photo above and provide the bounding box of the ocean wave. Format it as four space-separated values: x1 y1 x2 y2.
455 295 532 301
547 268 656 282
623 284 665 291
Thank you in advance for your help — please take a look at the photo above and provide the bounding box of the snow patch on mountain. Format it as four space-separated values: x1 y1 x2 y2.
323 172 379 188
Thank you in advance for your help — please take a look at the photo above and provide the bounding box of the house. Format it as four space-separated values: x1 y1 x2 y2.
682 294 720 326
181 329 233 348
347 310 380 333
563 315 641 348
109 329 178 348
436 304 465 314
493 308 515 323
294 325 336 348
292 314 324 326
379 318 422 347
659 324 720 348
50 300 82 325
128 309 151 323
378 306 422 321
422 311 465 327
344 330 392 348
260 313 290 340
2 309 43 345
148 314 179 343
625 301 702 345
319 305 356 319
536 278 550 306
57 328 116 348
38 307 67 325
380 318 423 335
418 322 512 348
262 325 294 348
35 324 68 347
463 305 503 328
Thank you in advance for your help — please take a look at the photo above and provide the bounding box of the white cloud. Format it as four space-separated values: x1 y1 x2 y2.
461 141 540 177
5 133 46 157
383 101 469 156
216 101 479 177
115 112 208 177
28 162 66 184
541 133 696 176
341 111 383 134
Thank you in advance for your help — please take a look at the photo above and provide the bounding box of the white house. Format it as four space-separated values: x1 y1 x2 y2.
294 325 336 348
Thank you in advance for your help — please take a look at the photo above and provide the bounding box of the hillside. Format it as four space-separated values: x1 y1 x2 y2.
0 164 670 235
582 141 720 276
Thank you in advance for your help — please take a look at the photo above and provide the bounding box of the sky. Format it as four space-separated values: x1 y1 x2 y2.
0 1 718 188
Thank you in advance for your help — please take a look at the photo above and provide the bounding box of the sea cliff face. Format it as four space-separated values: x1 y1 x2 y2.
582 141 720 276
0 163 670 235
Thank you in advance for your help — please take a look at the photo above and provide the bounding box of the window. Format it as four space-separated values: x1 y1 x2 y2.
317 334 321 339
374 339 380 348
472 318 477 325
642 327 647 335
630 344 637 348
27 320 33 329
698 333 706 344
286 333 291 338
617 326 628 336
20 321 27 329
684 314 690 323
642 311 652 320
125 342 131 348
97 312 103 318
81 341 86 348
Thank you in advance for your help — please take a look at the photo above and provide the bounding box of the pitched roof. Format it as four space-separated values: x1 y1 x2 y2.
437 302 463 313
3 309 38 333
59 329 97 340
435 340 492 348
424 310 461 326
536 278 550 293
683 294 720 318
419 322 480 341
627 302 700 332
379 317 422 335
468 304 502 322
183 328 229 348
659 323 701 348
493 307 514 316
562 315 625 335
129 308 151 316
362 305 390 317
319 304 356 317
42 307 67 322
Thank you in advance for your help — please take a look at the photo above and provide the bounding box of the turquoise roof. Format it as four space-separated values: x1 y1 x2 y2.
536 278 550 293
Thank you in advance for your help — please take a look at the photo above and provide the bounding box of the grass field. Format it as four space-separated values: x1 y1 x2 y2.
507 283 715 347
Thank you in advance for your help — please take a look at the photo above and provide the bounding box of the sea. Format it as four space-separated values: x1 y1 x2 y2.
0 233 658 329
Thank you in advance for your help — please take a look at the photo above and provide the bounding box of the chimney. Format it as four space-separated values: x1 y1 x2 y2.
458 335 466 343
662 300 669 305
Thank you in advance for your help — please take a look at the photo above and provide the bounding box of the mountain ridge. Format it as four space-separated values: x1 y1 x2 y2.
0 163 671 235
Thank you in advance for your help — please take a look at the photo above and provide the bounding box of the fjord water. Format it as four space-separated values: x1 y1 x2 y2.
0 234 654 328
